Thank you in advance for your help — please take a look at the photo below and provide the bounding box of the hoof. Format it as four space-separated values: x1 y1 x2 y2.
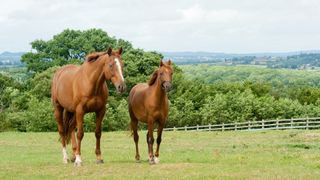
135 155 140 163
70 157 76 163
149 157 155 165
96 159 104 164
74 161 82 167
154 157 160 164
63 158 70 164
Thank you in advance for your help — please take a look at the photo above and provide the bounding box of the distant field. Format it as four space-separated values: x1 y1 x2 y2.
180 64 320 87
1 130 320 179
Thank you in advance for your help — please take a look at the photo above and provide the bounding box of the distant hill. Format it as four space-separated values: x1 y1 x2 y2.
162 50 320 65
0 52 24 66
267 53 320 69
162 51 230 64
2 50 320 68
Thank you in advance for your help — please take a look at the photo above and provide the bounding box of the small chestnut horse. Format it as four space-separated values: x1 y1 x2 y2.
51 47 125 166
128 60 173 164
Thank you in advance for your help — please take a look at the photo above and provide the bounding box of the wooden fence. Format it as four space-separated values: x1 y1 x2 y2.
162 117 320 132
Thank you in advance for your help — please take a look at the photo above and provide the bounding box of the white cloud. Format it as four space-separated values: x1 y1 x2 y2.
178 4 239 23
0 0 320 53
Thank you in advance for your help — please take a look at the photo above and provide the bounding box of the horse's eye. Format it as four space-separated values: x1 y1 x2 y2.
109 64 113 68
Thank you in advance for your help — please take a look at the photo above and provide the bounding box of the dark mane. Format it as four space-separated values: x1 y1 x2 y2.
86 52 107 62
148 69 158 85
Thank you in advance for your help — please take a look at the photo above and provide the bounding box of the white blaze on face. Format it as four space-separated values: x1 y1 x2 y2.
114 58 124 81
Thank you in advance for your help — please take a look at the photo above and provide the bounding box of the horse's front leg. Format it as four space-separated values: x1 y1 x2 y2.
95 108 106 164
70 129 77 162
147 120 155 165
154 122 164 164
74 107 84 167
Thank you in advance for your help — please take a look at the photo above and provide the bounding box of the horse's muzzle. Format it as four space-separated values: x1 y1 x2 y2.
116 83 126 94
162 81 172 92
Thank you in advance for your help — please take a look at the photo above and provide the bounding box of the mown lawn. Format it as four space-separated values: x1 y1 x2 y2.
1 130 320 179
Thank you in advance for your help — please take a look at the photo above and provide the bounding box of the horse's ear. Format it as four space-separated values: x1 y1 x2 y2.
86 53 100 62
119 47 123 55
107 47 112 56
160 60 164 67
168 59 172 65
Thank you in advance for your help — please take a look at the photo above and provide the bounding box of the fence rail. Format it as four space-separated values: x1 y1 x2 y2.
162 117 320 132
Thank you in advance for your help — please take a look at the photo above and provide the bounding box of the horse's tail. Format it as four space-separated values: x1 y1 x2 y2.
128 101 137 137
62 110 76 144
128 110 133 137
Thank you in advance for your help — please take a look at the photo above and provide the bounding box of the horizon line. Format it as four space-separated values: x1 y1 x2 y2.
1 49 320 55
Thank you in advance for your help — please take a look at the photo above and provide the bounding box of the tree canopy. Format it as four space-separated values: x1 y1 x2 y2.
21 29 133 73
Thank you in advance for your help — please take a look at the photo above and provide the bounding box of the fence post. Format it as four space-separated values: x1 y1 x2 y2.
262 120 265 129
196 125 199 131
291 118 293 128
248 121 251 130
209 124 211 131
235 123 238 131
276 118 279 129
222 123 225 131
173 127 176 131
184 126 187 131
306 117 309 130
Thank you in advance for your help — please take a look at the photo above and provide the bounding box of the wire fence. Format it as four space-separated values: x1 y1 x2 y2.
162 117 320 132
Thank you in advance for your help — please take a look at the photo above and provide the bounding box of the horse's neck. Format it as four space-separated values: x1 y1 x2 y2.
81 60 106 95
150 77 166 101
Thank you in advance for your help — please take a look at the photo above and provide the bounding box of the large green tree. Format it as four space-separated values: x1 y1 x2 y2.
21 29 132 73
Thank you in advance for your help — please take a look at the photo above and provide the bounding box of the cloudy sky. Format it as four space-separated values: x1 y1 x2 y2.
1 0 320 53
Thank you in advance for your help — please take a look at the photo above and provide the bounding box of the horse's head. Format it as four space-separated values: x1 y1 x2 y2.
104 47 126 93
158 60 174 92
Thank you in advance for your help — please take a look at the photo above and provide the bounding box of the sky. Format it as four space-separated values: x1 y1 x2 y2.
0 0 320 53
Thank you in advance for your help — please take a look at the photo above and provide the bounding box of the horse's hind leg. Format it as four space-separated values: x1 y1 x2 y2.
54 106 69 164
95 108 106 164
129 108 140 162
154 122 164 164
146 119 155 165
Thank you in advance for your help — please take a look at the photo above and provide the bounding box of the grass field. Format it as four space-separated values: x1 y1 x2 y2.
1 130 320 179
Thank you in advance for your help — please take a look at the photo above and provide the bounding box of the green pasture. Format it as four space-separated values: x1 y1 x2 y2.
1 130 320 179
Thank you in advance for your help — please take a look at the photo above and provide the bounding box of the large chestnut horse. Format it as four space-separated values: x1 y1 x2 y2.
51 48 125 166
128 60 173 164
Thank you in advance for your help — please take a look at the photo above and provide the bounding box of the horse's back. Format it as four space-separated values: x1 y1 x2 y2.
129 83 149 103
130 82 148 95
52 64 80 110
128 83 149 121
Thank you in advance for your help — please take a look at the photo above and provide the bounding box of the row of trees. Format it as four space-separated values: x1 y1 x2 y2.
1 29 320 132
